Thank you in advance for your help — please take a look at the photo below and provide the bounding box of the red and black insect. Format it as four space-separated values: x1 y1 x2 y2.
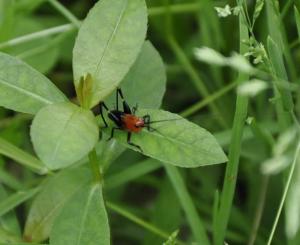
99 88 173 152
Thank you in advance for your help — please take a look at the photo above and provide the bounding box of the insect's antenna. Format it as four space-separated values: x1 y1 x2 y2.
148 118 182 124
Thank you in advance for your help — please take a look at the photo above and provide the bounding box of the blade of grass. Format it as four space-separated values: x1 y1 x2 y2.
148 2 201 16
267 141 300 244
0 24 75 50
214 1 249 244
265 0 297 82
106 201 185 245
0 168 23 190
164 1 228 128
180 79 239 118
0 187 40 216
0 3 210 50
0 137 48 174
47 0 80 28
105 159 161 190
164 164 210 245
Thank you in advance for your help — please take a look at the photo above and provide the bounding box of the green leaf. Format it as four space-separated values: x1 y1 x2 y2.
0 136 47 174
0 185 21 238
50 183 110 245
285 156 300 239
144 178 181 245
267 36 293 112
164 164 209 244
295 6 300 37
102 109 227 167
105 41 166 110
98 41 166 169
73 0 147 108
0 52 66 114
252 0 264 25
30 102 99 170
24 167 91 242
0 187 40 217
6 16 60 73
106 159 161 190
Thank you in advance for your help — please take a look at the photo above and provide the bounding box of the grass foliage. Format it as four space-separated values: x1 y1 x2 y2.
0 0 300 244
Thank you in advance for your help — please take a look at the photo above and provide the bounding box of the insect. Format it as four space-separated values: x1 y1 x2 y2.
99 88 177 152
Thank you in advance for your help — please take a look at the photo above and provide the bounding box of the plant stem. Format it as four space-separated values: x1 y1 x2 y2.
180 80 239 118
0 137 48 174
106 201 185 245
88 149 102 183
164 164 210 245
248 176 269 245
166 26 228 128
0 187 40 216
0 23 75 50
267 141 300 245
47 0 81 28
214 1 249 244
148 2 201 16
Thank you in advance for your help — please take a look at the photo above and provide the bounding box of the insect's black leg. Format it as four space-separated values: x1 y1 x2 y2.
143 114 151 131
107 127 122 141
132 103 138 115
127 132 143 152
99 102 109 128
117 88 131 114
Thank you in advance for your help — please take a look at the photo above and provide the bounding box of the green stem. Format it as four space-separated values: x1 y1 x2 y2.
0 23 75 50
47 0 81 28
164 164 210 245
0 168 23 190
0 137 48 174
281 0 294 20
106 201 185 245
167 30 228 128
267 141 300 245
148 2 201 16
247 176 269 245
88 149 102 183
0 187 40 216
214 2 249 244
0 3 219 52
180 80 239 118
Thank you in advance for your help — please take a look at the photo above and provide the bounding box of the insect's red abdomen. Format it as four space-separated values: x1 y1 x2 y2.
122 114 144 133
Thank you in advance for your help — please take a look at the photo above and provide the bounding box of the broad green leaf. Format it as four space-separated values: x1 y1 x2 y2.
105 41 166 109
24 167 91 242
30 102 99 170
98 40 166 168
102 109 227 167
73 0 147 108
0 52 66 114
50 183 110 245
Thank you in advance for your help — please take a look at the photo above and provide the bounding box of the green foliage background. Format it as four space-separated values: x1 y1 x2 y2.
0 0 300 245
